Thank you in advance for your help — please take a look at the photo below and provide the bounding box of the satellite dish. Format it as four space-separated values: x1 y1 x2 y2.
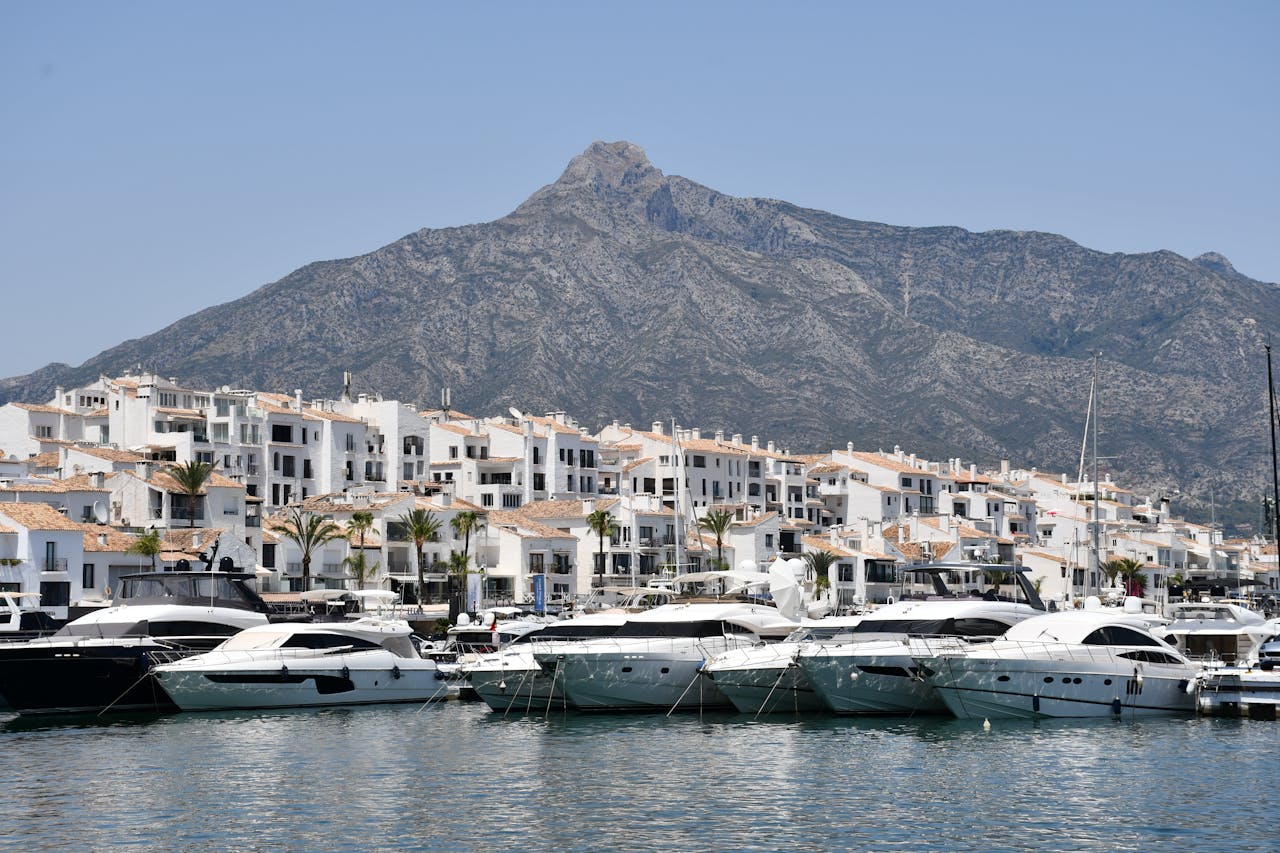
508 407 524 421
92 501 108 524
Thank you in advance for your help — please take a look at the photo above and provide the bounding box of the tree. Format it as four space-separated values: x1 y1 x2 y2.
397 508 441 607
128 529 164 571
697 509 734 572
1111 557 1147 596
345 511 377 589
164 460 216 529
586 508 616 588
274 507 344 592
447 550 471 621
802 549 837 595
449 510 484 619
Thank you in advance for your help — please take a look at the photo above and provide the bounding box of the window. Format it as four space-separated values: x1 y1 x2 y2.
693 455 706 468
449 446 458 459
271 424 293 443
902 477 913 488
533 447 541 465
282 456 296 477
39 581 70 607
83 563 95 588
765 534 774 548
262 543 276 568
302 459 312 479
36 424 54 438
481 494 494 507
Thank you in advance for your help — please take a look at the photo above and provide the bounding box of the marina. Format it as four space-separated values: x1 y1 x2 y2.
2 700 1277 853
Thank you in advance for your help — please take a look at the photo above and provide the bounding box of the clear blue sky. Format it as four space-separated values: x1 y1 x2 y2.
3 1 1277 377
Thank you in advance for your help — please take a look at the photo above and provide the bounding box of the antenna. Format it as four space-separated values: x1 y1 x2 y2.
509 406 524 421
92 501 107 525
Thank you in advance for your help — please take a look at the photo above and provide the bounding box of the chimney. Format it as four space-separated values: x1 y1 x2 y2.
715 429 724 442
440 493 452 507
970 463 977 479
97 532 108 546
691 428 701 440
294 390 303 412
767 440 775 454
908 453 916 467
652 421 664 436
751 436 759 451
90 471 105 488
55 386 64 403
732 433 742 446
583 498 595 515
847 442 854 454
894 445 903 461
1000 459 1010 475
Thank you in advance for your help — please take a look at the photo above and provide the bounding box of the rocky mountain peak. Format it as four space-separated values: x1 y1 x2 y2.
1194 251 1237 276
556 140 664 191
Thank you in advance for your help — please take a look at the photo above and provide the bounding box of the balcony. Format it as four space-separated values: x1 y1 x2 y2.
41 558 69 573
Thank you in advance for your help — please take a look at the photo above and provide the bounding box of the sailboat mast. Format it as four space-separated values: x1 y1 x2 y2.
671 418 684 574
1091 352 1102 595
1268 344 1280 545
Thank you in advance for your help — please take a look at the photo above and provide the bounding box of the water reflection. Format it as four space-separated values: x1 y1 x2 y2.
0 705 1273 852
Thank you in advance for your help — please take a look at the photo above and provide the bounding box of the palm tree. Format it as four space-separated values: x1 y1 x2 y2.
128 529 164 571
274 507 344 592
449 510 483 618
802 549 837 596
1101 557 1130 590
697 509 734 572
1110 556 1147 596
447 550 471 621
397 508 441 607
164 459 216 528
586 508 616 588
345 511 376 589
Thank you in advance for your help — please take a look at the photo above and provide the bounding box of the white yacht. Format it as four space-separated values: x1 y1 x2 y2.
700 616 864 714
0 571 273 716
152 618 448 711
463 612 630 713
796 564 1046 715
531 602 798 712
913 610 1199 719
1160 600 1278 665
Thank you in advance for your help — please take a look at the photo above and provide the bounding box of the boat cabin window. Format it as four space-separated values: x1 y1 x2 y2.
612 620 746 639
1082 626 1162 647
148 621 244 638
518 623 622 642
1117 650 1184 665
281 633 383 650
851 618 1012 637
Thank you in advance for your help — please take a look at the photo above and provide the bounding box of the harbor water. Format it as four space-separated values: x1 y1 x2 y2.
2 702 1275 853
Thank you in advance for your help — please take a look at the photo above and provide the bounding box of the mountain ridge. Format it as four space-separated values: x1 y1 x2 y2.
3 140 1276 523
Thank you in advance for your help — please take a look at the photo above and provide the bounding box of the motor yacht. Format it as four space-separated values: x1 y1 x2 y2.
1159 600 1278 666
531 601 798 712
796 563 1046 715
151 618 449 711
700 616 864 714
912 610 1199 719
0 571 272 716
463 612 630 712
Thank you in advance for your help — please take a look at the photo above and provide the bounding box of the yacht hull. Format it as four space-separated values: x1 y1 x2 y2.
153 652 447 711
702 644 823 714
799 643 948 715
154 650 448 712
536 638 742 712
922 656 1196 719
0 640 181 716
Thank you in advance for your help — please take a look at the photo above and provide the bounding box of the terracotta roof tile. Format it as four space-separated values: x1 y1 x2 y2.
0 501 83 531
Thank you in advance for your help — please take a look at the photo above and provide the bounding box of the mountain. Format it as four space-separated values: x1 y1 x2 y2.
4 141 1278 523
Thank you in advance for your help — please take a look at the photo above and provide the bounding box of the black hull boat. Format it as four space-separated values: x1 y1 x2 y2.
0 571 272 717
